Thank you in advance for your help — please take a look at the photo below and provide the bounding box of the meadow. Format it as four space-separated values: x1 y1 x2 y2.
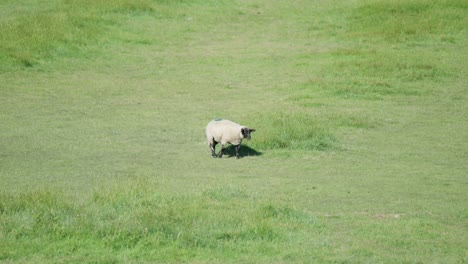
1 0 467 262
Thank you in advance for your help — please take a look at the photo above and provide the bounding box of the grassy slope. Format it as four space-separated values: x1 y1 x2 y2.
1 0 467 262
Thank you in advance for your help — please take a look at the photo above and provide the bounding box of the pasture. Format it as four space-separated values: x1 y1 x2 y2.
1 0 467 262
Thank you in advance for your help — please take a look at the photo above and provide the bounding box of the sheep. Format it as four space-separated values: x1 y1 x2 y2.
206 118 255 159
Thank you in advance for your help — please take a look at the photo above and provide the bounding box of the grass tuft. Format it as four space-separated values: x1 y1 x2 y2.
0 0 162 70
246 112 337 151
1 184 323 260
349 0 468 41
258 205 318 225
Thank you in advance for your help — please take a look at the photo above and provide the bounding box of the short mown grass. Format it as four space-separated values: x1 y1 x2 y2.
1 0 467 262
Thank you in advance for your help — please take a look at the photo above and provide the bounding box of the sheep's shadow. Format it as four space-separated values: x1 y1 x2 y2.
223 145 263 158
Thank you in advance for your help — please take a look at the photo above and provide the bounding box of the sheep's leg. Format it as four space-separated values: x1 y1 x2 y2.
210 141 218 158
235 145 241 159
218 144 225 158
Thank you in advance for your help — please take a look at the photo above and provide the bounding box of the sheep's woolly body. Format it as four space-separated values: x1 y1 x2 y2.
206 119 244 146
206 119 255 158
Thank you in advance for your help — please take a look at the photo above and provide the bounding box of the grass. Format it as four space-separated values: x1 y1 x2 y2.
1 0 467 262
246 111 337 151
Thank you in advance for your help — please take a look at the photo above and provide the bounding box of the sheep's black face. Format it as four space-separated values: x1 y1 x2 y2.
241 127 256 140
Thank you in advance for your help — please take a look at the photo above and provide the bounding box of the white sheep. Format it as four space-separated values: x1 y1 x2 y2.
206 118 255 159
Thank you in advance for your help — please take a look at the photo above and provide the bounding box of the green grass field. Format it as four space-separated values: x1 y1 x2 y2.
1 0 467 262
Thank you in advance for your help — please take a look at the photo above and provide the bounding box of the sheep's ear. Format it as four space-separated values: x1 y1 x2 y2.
250 129 256 132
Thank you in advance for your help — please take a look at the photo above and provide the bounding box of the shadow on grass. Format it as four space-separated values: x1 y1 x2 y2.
223 145 263 158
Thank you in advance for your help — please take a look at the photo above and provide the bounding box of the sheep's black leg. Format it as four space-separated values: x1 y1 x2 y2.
210 141 218 158
235 145 241 159
218 144 225 158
